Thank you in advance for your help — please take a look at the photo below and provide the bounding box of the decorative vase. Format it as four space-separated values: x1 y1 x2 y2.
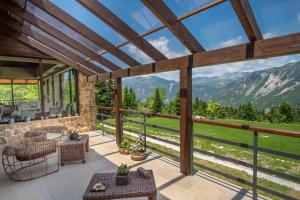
116 175 129 186
130 151 147 161
118 148 130 155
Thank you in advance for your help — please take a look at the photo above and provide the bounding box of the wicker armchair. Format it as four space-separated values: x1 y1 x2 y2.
2 132 59 181
29 126 65 142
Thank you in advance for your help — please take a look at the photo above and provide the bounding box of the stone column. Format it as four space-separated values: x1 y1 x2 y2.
78 73 96 132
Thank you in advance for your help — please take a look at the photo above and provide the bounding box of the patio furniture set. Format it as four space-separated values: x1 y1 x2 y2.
1 126 89 181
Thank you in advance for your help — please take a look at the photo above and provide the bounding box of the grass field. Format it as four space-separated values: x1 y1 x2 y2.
102 116 300 177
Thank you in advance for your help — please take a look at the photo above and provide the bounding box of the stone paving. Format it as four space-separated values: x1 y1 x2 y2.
0 131 262 200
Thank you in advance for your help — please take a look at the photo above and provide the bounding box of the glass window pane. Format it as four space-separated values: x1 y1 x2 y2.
164 0 213 17
90 60 112 72
182 1 249 50
249 0 300 38
119 43 154 64
102 53 129 68
99 0 162 34
144 28 191 59
26 2 104 54
0 84 12 104
62 71 71 114
50 0 126 45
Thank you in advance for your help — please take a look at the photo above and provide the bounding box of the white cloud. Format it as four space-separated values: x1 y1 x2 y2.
127 44 153 64
219 36 243 48
149 36 190 58
263 32 274 39
297 13 300 21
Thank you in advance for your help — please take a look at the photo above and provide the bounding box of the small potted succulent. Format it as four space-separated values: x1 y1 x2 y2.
67 129 79 140
116 163 130 186
130 135 147 161
118 140 131 155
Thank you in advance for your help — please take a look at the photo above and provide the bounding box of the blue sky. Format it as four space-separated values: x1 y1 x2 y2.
45 0 300 79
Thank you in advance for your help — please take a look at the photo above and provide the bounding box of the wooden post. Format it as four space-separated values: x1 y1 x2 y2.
51 75 55 106
114 78 122 144
10 79 14 106
180 56 193 175
38 59 45 118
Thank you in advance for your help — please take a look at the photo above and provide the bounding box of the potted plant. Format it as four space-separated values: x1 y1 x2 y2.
116 163 130 186
118 140 131 155
130 135 147 161
67 129 79 140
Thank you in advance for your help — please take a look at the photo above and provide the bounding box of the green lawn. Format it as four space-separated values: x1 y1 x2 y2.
103 116 300 177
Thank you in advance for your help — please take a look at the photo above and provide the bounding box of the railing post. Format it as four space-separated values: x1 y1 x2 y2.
114 78 122 144
101 109 104 136
144 113 147 151
180 55 193 175
253 131 258 200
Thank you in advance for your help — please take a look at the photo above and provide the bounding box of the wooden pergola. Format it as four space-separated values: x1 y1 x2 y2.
0 0 300 176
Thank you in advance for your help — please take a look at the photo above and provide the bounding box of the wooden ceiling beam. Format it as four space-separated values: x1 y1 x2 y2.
28 0 140 66
0 24 96 75
96 32 300 80
76 0 167 62
0 15 105 74
0 1 121 71
142 0 204 53
230 0 262 41
0 34 50 58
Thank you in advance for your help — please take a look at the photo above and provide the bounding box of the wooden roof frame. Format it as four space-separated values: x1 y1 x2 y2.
142 0 204 53
28 0 140 67
0 0 121 71
0 0 298 77
76 0 167 62
93 32 300 81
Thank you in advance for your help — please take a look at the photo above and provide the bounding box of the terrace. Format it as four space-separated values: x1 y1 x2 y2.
0 0 299 200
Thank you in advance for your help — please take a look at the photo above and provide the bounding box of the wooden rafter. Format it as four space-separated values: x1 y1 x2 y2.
0 14 105 74
76 0 167 61
95 32 300 81
0 1 121 71
0 34 50 58
28 0 140 66
230 0 262 41
142 0 204 53
0 24 95 75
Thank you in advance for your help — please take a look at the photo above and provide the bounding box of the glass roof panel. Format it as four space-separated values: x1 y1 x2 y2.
90 60 111 72
119 43 154 64
27 2 104 54
182 1 249 50
50 0 126 45
99 0 162 34
164 0 213 17
249 0 300 39
102 53 129 69
144 28 191 59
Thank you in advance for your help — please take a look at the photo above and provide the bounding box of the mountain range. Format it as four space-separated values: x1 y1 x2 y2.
123 62 300 109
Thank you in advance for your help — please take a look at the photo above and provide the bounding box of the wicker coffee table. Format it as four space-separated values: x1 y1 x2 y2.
83 171 157 200
60 134 89 165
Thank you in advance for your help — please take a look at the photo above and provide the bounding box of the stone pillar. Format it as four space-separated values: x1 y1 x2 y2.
78 73 96 132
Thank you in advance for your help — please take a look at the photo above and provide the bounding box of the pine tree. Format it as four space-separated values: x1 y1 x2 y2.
123 86 130 109
207 99 220 119
279 101 295 123
129 88 138 109
95 80 114 107
151 88 163 113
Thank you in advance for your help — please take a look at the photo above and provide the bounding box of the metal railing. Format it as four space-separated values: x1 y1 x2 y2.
97 106 300 200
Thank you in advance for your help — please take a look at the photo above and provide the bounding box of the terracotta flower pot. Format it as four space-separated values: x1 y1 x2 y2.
116 175 129 186
130 151 147 161
118 148 129 155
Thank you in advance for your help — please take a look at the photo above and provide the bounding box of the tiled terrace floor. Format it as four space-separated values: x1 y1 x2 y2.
0 131 261 200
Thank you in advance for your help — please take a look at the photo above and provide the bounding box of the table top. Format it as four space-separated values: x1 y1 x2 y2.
83 171 156 200
61 134 89 145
